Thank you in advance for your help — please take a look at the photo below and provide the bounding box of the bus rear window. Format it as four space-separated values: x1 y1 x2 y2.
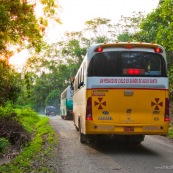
87 51 166 77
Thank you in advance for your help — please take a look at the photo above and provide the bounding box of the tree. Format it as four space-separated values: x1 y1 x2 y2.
131 0 173 90
132 8 165 42
0 60 21 105
0 0 61 107
115 12 145 42
0 0 61 59
84 17 114 43
117 33 132 42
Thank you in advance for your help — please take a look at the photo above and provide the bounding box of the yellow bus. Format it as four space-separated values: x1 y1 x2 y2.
72 42 170 144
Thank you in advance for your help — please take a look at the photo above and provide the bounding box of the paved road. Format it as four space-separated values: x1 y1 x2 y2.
49 116 173 173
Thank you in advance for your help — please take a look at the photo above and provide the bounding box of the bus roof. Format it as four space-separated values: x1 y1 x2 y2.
99 42 159 48
86 42 165 61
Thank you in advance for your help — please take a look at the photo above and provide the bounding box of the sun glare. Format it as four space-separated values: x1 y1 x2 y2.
9 50 29 67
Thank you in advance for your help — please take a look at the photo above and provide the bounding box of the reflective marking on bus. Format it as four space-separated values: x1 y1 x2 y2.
94 98 106 109
151 98 163 110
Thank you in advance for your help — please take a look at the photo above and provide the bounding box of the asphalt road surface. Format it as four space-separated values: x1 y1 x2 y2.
49 116 173 173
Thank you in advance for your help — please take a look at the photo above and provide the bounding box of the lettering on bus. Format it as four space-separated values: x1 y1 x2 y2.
100 78 158 84
92 90 108 96
92 93 105 96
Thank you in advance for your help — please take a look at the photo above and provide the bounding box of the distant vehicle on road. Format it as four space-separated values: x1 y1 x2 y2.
45 106 57 116
60 85 73 120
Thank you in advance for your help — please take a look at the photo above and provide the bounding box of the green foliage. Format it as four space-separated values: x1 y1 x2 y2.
0 107 31 145
84 17 113 43
21 33 87 111
168 125 173 138
0 106 55 172
0 104 14 118
14 108 40 133
0 138 10 155
130 0 173 91
0 0 42 55
117 33 132 42
0 60 21 106
0 0 61 58
0 115 58 173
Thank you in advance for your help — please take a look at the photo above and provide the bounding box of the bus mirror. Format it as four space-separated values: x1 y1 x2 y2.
78 82 84 89
70 78 74 90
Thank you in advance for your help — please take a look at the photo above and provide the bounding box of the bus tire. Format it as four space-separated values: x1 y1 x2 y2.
80 132 87 144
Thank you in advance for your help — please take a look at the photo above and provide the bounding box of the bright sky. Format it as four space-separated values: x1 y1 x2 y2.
46 0 159 42
10 0 159 67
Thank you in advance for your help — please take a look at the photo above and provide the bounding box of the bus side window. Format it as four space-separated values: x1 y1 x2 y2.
78 67 85 89
70 78 74 90
83 62 86 84
77 71 80 89
78 70 82 89
74 75 78 91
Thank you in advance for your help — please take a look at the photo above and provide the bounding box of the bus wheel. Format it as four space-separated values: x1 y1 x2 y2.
79 121 87 143
80 132 87 144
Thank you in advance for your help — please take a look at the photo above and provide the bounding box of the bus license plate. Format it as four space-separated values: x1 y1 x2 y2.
124 127 134 132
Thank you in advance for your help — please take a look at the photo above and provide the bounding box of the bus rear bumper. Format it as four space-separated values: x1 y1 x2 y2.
85 122 169 135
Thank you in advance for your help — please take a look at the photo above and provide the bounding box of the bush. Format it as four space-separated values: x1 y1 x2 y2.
0 106 31 150
168 126 173 138
0 138 10 156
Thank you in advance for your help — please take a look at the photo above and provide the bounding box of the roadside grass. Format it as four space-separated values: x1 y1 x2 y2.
168 125 173 139
0 108 58 173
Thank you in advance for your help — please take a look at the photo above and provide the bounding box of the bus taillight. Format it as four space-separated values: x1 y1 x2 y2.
127 69 140 75
86 97 92 120
125 45 133 49
154 47 163 53
95 47 103 52
164 98 170 122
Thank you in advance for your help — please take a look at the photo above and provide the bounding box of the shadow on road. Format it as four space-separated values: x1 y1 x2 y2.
86 139 159 157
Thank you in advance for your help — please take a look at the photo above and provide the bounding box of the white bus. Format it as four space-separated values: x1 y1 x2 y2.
72 42 170 144
60 85 74 120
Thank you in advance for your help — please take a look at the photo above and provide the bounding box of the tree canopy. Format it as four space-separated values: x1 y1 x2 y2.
0 0 60 59
0 0 61 107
